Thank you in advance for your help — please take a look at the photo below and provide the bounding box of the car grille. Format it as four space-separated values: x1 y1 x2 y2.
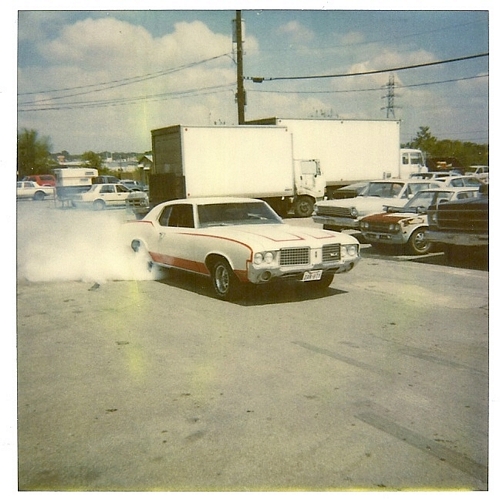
280 247 310 266
317 206 353 218
322 243 341 262
365 223 391 233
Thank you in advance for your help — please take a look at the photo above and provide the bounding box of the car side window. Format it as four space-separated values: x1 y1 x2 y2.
165 205 195 228
159 206 172 226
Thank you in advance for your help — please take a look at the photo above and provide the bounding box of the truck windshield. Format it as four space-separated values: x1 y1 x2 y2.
198 202 282 227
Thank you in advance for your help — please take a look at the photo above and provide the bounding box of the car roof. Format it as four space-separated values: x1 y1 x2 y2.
165 197 264 205
414 187 478 193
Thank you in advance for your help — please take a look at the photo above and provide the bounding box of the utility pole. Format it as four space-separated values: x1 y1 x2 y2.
234 10 246 124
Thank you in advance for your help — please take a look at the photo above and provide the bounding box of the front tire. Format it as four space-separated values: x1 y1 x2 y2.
211 259 242 301
293 196 314 218
406 227 432 255
33 191 45 201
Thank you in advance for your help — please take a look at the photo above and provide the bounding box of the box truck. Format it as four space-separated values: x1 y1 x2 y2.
247 118 426 198
150 125 325 217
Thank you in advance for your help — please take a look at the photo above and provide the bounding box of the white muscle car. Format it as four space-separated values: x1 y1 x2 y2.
123 197 360 300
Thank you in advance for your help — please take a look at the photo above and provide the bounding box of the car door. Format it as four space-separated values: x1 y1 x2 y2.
154 204 204 273
115 184 131 205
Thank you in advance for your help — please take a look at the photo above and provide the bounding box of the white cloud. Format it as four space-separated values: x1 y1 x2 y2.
277 20 314 44
18 16 261 152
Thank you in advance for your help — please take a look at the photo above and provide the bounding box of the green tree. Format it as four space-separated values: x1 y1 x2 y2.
405 126 488 167
81 151 103 169
403 126 438 157
17 128 55 178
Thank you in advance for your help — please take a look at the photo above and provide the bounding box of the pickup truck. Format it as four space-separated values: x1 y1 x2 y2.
313 179 442 232
425 183 488 262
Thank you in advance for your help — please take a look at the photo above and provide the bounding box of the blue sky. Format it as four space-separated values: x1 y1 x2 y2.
12 2 491 153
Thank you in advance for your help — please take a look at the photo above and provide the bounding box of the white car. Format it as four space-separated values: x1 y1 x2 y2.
435 175 485 189
72 183 149 210
122 197 360 300
16 181 55 201
464 167 489 183
313 179 442 231
359 187 479 255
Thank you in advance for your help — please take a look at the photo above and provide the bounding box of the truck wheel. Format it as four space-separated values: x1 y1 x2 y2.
293 196 314 218
211 259 242 301
33 191 45 201
406 228 433 255
93 199 106 210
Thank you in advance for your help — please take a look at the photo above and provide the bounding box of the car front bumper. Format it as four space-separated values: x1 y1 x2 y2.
312 215 360 230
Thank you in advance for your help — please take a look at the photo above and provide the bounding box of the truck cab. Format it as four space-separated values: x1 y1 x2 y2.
400 149 427 178
293 159 326 217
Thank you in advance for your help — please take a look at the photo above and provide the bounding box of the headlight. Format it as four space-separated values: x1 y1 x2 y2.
388 223 401 232
342 244 358 258
360 221 369 229
253 251 275 265
350 207 358 217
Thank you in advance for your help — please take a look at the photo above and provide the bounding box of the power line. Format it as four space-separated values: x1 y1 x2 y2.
247 74 488 95
18 83 235 112
247 52 488 82
18 52 232 104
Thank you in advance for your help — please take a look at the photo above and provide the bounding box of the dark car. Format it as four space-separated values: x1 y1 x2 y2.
329 182 368 199
92 175 121 184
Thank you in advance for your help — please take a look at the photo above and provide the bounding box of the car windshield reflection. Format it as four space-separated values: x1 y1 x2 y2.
198 202 282 227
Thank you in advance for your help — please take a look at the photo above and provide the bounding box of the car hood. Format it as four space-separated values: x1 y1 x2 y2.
361 211 425 224
317 196 406 214
197 223 359 248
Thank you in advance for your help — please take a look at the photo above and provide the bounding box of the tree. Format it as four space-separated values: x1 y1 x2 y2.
404 126 488 167
17 128 55 178
81 151 103 169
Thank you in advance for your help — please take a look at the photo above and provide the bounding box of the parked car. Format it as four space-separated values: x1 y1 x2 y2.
465 166 489 183
22 174 56 187
313 179 442 232
92 175 121 184
329 182 369 199
17 181 55 201
122 197 360 300
436 175 485 189
119 179 147 192
426 183 489 262
359 187 479 255
71 183 149 210
409 171 460 181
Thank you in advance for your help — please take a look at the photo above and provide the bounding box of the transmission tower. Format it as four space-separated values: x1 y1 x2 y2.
381 74 399 118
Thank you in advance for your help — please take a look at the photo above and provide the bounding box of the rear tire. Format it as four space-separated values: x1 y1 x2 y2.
211 259 242 301
33 191 45 201
93 199 106 210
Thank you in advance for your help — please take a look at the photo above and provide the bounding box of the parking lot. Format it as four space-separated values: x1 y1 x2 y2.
14 201 490 491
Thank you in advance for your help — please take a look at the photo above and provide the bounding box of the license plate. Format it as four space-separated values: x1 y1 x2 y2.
302 270 323 282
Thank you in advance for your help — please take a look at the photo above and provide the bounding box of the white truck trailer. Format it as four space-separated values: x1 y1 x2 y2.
150 125 326 217
247 118 426 198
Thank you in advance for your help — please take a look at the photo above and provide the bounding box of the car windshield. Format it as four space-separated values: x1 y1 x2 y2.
198 202 282 227
403 191 453 210
362 182 404 197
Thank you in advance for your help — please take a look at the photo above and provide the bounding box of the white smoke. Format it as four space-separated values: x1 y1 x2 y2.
17 202 162 283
